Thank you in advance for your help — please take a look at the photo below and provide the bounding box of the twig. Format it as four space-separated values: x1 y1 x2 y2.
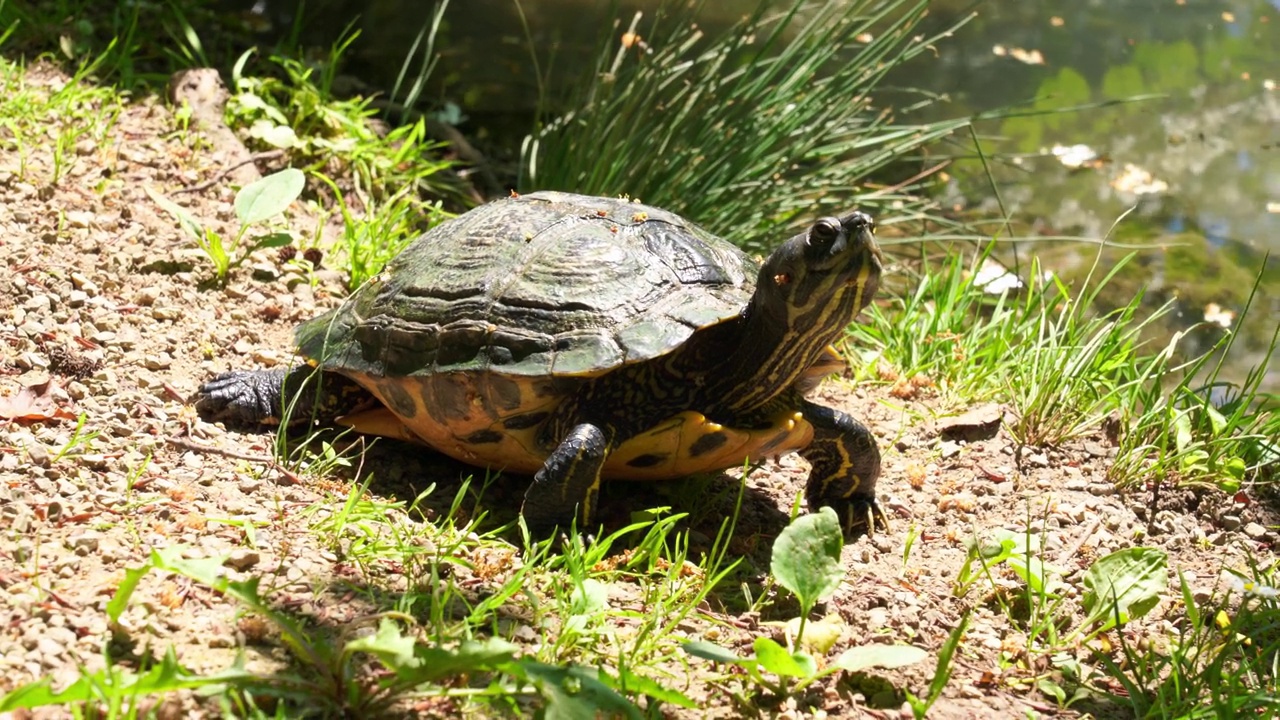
166 435 303 485
172 150 285 195
1055 516 1103 568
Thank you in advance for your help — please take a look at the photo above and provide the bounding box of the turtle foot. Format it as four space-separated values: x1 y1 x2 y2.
195 368 290 427
824 494 889 542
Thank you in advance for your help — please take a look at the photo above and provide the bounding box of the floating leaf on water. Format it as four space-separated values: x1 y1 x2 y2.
1110 163 1168 195
1203 302 1235 328
1050 143 1101 170
1009 47 1045 65
991 44 1045 64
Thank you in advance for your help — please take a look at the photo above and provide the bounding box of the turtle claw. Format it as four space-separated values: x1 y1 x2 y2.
196 369 289 426
828 494 888 541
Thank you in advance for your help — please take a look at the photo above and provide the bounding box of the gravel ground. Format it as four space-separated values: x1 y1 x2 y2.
1 63 1277 719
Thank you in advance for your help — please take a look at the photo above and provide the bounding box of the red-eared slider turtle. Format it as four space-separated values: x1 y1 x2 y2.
198 191 885 537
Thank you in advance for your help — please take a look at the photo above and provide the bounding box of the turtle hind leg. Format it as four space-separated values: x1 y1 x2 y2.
196 365 366 428
798 399 886 540
521 422 614 535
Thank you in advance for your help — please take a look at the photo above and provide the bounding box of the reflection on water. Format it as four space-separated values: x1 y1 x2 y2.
906 0 1278 391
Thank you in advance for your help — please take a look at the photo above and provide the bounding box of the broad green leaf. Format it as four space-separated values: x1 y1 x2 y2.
406 638 519 682
145 185 204 240
249 232 295 251
152 549 229 589
772 506 844 611
1081 547 1168 632
1006 554 1057 596
234 92 289 124
607 666 698 709
1173 410 1193 452
1205 404 1228 436
571 578 608 615
1219 457 1245 493
833 644 928 673
346 618 417 668
753 637 816 679
1037 677 1066 704
514 661 643 720
682 640 748 665
235 168 305 226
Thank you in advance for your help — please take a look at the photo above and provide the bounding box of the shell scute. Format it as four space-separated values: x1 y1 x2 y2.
297 191 757 381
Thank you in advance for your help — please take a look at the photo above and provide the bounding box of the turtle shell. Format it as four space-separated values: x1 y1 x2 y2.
294 191 771 478
296 191 757 378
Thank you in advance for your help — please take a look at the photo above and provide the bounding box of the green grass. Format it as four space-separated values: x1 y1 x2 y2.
521 0 980 252
0 0 458 288
0 52 122 188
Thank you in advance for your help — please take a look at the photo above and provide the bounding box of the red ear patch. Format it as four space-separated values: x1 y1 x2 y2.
773 273 791 286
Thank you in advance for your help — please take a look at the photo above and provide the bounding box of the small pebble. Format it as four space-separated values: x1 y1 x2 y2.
67 532 101 555
225 549 261 571
65 211 95 229
1243 522 1268 540
25 442 50 467
133 287 161 306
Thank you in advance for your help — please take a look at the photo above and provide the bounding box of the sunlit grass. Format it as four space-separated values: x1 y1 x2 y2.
522 0 978 252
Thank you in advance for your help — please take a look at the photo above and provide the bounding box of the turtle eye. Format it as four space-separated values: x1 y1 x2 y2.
808 218 841 247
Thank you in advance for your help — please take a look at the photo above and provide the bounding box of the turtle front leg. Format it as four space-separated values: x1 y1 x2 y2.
196 366 365 428
522 423 615 533
799 400 886 540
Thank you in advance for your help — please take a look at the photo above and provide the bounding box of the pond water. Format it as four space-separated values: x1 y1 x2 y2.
906 0 1279 393
272 0 1278 392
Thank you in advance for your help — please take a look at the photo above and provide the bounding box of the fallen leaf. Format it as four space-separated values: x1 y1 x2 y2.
1204 302 1235 328
0 381 77 423
1111 163 1168 195
938 403 1005 442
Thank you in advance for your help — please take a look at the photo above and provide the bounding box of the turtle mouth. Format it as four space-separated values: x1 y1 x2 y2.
834 222 882 285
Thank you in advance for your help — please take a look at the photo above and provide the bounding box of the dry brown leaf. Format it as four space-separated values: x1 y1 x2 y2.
0 381 77 423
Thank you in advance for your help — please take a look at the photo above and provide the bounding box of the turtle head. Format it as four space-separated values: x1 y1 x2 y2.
754 210 881 338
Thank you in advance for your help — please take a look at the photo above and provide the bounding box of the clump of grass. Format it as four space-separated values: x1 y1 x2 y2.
522 0 977 251
0 52 123 188
148 168 304 283
227 39 458 207
847 248 1027 405
1092 565 1280 717
850 228 1277 488
222 29 460 286
1107 264 1280 492
999 254 1171 449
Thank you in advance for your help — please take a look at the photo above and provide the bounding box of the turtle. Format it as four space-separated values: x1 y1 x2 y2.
197 190 885 538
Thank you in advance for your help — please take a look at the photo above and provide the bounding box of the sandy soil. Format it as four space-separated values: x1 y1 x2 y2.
1 63 1277 719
